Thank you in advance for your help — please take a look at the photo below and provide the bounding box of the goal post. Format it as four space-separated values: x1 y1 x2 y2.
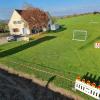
72 30 88 41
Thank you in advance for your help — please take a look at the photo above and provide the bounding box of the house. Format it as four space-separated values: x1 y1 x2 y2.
8 9 52 36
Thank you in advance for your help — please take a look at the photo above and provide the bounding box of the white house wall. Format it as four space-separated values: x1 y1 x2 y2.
8 10 30 35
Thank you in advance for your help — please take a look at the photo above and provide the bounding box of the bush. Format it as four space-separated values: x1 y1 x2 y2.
29 35 35 40
93 12 100 15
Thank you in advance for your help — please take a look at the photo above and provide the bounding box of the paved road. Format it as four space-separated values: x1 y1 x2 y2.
0 37 8 45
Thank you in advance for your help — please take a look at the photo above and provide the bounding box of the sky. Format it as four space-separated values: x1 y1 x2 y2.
0 0 100 20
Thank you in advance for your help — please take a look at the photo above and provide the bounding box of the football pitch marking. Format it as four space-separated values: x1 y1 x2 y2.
7 60 74 82
89 20 100 24
89 22 100 24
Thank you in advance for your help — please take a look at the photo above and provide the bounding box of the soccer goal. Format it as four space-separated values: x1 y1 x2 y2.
72 30 87 41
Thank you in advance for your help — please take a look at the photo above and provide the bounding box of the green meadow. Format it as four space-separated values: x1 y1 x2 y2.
0 14 100 100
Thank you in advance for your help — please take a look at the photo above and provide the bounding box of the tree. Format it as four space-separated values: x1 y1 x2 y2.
93 11 100 15
51 17 57 24
21 7 49 34
0 22 9 33
22 2 33 10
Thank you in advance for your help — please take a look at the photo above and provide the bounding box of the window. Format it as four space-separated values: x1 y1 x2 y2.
13 28 19 32
17 21 21 24
13 21 17 24
13 21 21 24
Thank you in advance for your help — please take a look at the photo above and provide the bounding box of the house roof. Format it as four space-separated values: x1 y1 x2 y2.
15 9 49 29
15 9 23 15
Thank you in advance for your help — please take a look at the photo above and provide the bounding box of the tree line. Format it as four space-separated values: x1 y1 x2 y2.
0 22 9 33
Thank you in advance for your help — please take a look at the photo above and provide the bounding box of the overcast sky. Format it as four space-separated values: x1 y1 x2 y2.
0 0 100 19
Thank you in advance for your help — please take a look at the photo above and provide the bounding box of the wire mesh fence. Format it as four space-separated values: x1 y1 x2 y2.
2 59 76 90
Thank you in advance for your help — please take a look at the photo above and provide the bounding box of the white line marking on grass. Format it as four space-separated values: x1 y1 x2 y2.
9 61 73 82
89 20 100 24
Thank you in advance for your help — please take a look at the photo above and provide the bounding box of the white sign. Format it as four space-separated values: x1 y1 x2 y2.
75 80 100 100
95 43 100 48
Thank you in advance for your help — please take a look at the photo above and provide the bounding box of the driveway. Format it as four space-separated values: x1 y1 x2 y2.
0 37 8 45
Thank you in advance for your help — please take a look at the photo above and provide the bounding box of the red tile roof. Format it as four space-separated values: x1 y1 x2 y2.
15 9 49 29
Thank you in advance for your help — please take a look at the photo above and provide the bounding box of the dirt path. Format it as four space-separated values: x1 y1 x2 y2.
0 64 84 100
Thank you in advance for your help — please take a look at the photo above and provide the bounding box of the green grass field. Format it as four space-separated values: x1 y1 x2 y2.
0 14 100 100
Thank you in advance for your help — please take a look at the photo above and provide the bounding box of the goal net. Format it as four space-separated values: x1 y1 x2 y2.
72 30 87 41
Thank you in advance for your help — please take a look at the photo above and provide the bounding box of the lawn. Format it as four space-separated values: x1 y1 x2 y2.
0 14 100 100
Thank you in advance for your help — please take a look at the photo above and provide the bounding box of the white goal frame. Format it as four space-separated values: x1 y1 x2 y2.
72 30 88 41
